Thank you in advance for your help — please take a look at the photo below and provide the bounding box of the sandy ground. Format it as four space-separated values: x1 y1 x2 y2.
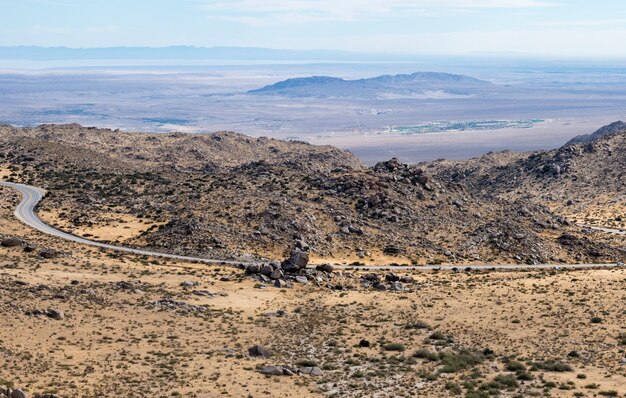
39 209 165 243
0 186 625 398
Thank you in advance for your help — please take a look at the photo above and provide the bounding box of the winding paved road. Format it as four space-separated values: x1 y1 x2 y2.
1 181 623 271
578 224 626 236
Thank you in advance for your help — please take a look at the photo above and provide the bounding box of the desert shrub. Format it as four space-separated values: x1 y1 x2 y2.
505 360 526 372
439 350 484 373
445 381 462 395
405 321 431 330
413 348 440 361
296 359 318 367
598 391 618 397
465 392 489 398
492 374 519 389
383 343 405 352
428 331 448 340
532 360 572 372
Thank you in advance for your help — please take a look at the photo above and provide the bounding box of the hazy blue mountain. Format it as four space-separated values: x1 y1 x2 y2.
248 72 493 98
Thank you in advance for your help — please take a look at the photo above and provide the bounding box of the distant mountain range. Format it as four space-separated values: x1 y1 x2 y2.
248 72 493 99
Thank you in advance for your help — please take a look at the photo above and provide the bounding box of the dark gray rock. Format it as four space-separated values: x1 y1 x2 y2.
282 250 309 273
245 264 261 274
259 365 284 376
299 366 323 376
11 389 27 398
274 279 288 288
373 282 387 291
248 345 271 358
260 264 274 276
385 273 400 282
1 238 22 247
269 269 284 280
316 264 334 273
46 309 64 320
39 249 59 259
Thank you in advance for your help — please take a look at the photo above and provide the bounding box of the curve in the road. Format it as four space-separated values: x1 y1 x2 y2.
1 181 623 271
1 181 244 266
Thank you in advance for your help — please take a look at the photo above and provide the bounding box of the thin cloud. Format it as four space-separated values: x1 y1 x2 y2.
196 0 557 25
536 19 626 28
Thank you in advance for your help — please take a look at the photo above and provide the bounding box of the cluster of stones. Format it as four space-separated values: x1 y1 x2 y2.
244 249 328 288
0 386 60 398
247 345 323 377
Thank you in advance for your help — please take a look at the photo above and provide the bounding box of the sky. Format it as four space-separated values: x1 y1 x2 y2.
1 0 626 57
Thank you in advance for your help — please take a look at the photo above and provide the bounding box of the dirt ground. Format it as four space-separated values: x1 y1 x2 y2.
1 187 625 398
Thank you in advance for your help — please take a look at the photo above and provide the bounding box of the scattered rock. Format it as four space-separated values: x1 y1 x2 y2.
282 250 309 272
373 282 387 291
10 389 27 398
248 345 272 358
315 264 334 273
245 264 261 275
385 273 400 282
39 249 59 259
299 366 323 376
46 309 64 321
274 279 288 288
1 238 22 247
259 365 292 376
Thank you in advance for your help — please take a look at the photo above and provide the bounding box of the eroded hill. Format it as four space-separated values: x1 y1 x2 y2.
0 123 623 265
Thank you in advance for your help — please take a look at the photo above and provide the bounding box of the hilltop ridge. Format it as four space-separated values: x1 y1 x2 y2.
248 72 492 98
0 122 623 265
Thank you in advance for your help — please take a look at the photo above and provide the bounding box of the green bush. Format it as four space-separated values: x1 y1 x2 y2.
532 360 572 372
505 360 526 372
439 350 484 373
486 374 519 390
445 381 462 395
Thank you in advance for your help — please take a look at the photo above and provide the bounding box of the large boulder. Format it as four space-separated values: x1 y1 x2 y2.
248 345 272 358
11 389 28 398
260 365 289 376
315 264 334 273
282 250 309 273
1 238 22 248
39 249 59 259
46 309 64 320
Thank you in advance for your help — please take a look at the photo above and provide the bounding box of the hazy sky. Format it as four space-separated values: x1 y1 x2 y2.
2 0 626 56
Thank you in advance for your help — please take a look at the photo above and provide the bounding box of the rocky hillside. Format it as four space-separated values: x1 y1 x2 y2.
0 124 363 172
0 124 624 265
434 124 626 206
565 120 626 145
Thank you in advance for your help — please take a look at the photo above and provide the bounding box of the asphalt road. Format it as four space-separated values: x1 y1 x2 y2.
578 224 626 235
1 181 623 271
